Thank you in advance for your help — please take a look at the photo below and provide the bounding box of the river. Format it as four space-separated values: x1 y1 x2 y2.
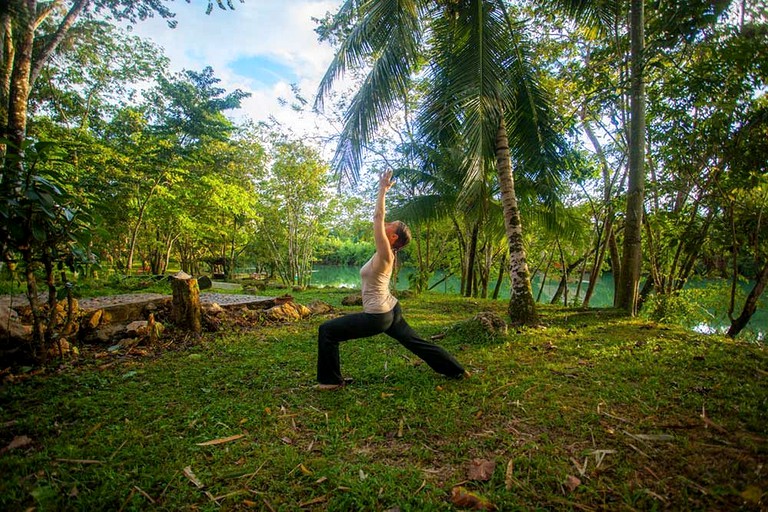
310 265 767 341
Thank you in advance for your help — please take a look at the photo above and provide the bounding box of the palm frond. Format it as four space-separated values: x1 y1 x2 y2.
317 0 428 182
537 0 620 34
393 193 455 224
497 12 570 210
524 201 591 244
314 0 377 111
419 1 514 192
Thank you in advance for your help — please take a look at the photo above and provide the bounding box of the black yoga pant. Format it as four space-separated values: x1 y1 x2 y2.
316 302 465 384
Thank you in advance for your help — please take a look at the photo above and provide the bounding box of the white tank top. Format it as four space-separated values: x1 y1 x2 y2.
360 256 398 313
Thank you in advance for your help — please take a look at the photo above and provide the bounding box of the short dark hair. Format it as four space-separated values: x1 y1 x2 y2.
392 221 412 251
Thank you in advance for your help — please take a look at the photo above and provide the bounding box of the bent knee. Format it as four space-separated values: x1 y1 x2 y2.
318 323 336 344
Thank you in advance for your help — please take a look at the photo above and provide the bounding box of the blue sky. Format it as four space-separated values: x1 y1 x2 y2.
230 55 299 88
131 0 344 141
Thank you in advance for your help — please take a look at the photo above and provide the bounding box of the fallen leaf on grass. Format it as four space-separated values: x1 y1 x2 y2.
450 486 496 511
564 475 581 492
195 434 244 446
468 459 496 481
741 485 764 504
504 460 515 490
299 495 328 507
56 458 103 464
631 433 675 442
183 466 204 488
299 463 313 475
3 435 32 453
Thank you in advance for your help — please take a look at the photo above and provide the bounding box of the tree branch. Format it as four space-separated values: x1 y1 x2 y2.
30 0 90 87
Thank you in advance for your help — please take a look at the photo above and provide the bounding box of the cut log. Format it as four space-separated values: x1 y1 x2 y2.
171 273 201 334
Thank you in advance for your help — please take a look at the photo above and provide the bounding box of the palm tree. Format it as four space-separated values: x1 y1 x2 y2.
316 0 568 325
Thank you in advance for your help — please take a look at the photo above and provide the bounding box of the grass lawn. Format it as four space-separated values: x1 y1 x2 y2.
1 288 766 511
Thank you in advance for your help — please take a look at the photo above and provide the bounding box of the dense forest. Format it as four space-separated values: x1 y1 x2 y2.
1 1 766 360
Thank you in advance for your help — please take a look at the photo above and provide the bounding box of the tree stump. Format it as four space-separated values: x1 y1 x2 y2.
171 272 201 334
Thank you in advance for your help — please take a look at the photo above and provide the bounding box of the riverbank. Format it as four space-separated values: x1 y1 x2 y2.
309 265 767 341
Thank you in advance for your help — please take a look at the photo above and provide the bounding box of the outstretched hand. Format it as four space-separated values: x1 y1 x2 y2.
379 170 394 192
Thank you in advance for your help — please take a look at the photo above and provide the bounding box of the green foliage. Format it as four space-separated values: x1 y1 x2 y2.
30 21 168 132
643 290 712 328
641 281 750 336
0 138 96 357
150 66 250 148
257 138 340 286
318 237 375 266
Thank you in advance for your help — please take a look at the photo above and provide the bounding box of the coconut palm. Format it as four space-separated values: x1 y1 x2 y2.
316 0 569 325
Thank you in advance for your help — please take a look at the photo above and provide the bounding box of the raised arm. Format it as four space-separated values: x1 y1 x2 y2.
372 170 395 268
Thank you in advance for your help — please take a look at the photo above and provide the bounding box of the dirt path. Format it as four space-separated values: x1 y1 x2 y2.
2 292 275 311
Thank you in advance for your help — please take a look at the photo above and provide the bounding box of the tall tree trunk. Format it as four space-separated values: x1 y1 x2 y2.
450 216 468 295
2 0 88 170
537 250 555 303
492 252 506 300
4 1 32 149
1 7 14 138
551 239 568 306
495 117 538 326
1 1 34 190
479 242 492 298
465 223 479 297
163 233 179 275
609 228 622 300
583 217 612 307
21 248 44 359
126 180 161 275
616 0 646 315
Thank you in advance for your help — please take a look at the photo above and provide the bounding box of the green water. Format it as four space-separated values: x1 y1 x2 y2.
310 265 767 340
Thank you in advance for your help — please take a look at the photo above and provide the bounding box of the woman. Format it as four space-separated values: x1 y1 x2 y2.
316 170 468 390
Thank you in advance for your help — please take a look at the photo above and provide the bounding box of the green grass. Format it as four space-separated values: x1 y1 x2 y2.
1 289 766 511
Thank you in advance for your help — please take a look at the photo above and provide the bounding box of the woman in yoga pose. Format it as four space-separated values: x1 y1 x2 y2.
316 170 468 390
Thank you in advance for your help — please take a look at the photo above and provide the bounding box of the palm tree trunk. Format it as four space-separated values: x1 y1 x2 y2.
616 0 646 315
495 117 538 326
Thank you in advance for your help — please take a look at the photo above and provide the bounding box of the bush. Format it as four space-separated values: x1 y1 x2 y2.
444 311 508 344
641 281 738 334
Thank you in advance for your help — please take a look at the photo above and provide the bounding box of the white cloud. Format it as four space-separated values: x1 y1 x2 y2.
129 0 343 145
